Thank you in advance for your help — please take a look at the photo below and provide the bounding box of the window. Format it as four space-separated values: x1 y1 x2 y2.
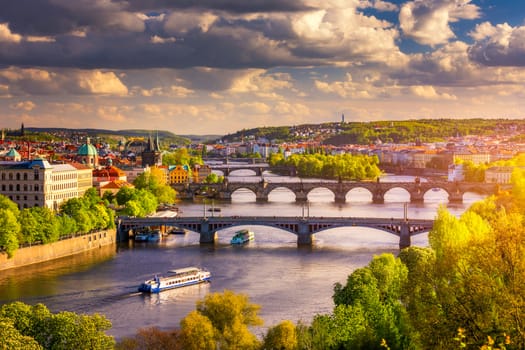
16 173 20 180
9 173 13 180
16 184 20 191
34 169 39 180
1 173 4 180
23 173 28 180
35 184 39 191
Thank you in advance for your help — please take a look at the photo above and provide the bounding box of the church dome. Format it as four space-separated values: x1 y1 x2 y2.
77 139 98 156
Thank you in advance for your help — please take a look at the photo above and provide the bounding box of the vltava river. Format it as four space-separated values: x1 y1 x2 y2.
0 174 483 340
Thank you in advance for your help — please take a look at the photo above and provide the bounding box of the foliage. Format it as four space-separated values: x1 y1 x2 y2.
270 153 381 180
179 290 262 350
0 208 21 257
162 148 203 167
133 166 177 204
330 253 413 350
262 320 298 350
0 302 114 349
116 327 183 350
204 173 224 184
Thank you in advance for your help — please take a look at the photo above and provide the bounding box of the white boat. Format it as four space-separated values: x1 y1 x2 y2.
138 267 211 293
230 229 255 244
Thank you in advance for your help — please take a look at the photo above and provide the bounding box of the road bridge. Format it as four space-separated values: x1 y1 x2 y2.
118 215 434 249
172 180 505 204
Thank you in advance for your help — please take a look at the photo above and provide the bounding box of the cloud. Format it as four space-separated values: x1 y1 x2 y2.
10 100 36 111
358 0 398 12
399 0 480 46
0 1 403 69
408 85 456 100
468 22 525 66
0 23 22 43
0 67 128 95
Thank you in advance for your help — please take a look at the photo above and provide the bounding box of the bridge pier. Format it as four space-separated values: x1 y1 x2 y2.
297 221 314 246
199 221 218 243
334 192 346 204
410 190 425 203
399 222 411 249
372 191 384 204
256 192 269 202
295 190 308 202
448 191 463 203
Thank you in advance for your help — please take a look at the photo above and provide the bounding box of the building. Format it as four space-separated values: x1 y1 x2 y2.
76 138 99 168
142 134 162 167
192 164 212 183
99 179 134 197
485 166 514 184
70 163 93 197
169 165 190 184
0 159 82 210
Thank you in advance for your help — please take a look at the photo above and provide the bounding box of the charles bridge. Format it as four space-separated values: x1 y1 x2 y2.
118 215 434 249
172 179 505 204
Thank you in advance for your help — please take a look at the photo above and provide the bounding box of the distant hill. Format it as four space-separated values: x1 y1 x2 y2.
26 127 192 145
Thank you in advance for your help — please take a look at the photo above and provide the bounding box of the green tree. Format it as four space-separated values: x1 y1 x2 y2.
0 208 21 258
0 318 42 350
0 194 20 217
331 254 413 350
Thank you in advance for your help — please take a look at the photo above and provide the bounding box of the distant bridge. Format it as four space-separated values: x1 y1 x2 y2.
118 215 434 249
173 180 506 204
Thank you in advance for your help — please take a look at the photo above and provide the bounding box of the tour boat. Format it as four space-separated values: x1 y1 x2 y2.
171 227 188 234
230 229 255 244
138 267 211 293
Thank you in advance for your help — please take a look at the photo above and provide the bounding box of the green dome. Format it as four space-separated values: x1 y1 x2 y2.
78 140 98 156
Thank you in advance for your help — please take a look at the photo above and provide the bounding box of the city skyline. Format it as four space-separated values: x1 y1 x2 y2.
1 0 524 135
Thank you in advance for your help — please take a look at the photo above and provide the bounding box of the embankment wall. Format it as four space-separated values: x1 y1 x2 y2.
0 229 116 271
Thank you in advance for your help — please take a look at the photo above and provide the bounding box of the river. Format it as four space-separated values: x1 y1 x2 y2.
0 174 484 340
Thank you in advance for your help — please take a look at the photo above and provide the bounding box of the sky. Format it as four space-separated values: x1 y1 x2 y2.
1 0 525 135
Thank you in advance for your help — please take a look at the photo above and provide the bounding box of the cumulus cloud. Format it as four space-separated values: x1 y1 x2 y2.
399 0 480 46
358 0 398 12
0 23 22 43
408 85 456 100
0 67 128 95
468 22 525 66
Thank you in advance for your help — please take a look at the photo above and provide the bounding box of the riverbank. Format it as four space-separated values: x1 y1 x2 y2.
0 229 116 271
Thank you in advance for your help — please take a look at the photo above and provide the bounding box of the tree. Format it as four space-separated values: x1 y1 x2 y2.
181 290 262 350
0 208 21 258
262 320 298 350
331 253 413 350
179 311 216 350
0 318 42 350
116 327 182 350
18 208 39 245
0 302 114 349
0 194 20 217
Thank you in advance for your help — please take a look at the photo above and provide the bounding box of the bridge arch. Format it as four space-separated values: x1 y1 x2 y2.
228 169 258 177
305 187 336 202
383 186 411 202
345 187 373 203
267 187 296 202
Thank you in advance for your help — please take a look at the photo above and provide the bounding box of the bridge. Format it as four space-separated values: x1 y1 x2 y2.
118 215 434 249
172 180 505 204
209 163 271 176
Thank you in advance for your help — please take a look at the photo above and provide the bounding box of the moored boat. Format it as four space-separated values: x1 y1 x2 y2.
230 229 255 244
134 231 149 242
138 267 211 293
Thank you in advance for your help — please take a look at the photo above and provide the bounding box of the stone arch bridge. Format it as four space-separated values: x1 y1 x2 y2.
119 216 434 249
173 180 504 204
